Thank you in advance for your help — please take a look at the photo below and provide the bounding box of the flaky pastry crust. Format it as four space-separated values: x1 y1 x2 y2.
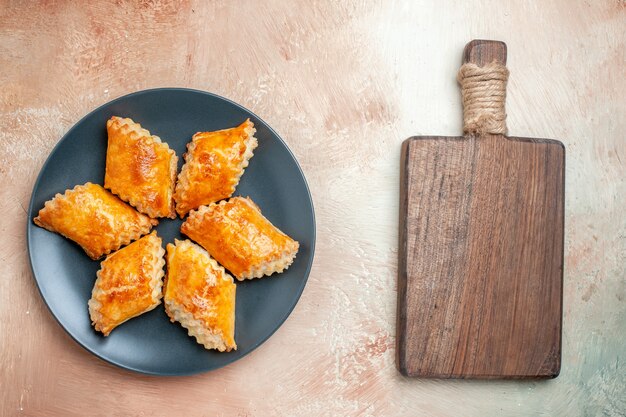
33 182 157 260
174 119 257 217
105 116 178 219
88 231 165 336
181 197 299 280
164 239 237 352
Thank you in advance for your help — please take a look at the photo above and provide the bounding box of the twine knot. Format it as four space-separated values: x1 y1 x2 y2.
457 62 509 136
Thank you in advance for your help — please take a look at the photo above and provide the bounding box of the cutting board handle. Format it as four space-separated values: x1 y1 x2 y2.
462 39 507 66
459 40 509 135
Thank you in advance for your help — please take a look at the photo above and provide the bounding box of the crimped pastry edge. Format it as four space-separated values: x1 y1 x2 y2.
164 239 237 352
183 197 300 280
88 231 165 336
105 116 178 219
237 242 299 280
33 182 157 260
174 119 258 218
165 300 235 352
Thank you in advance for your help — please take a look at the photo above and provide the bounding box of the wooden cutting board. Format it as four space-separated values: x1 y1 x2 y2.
397 40 564 378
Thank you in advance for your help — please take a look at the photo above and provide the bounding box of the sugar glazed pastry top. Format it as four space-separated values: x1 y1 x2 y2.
164 239 237 352
88 231 165 336
105 116 178 219
33 182 157 259
181 196 299 280
174 119 257 217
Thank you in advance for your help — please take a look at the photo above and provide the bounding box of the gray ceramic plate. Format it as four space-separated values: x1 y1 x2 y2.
27 88 315 375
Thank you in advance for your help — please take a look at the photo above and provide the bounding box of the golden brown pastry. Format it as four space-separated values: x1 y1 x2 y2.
164 239 237 352
33 182 158 260
174 119 257 217
88 231 165 336
105 116 178 219
181 197 299 280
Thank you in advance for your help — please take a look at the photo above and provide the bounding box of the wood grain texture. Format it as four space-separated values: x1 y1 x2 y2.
397 40 565 379
0 1 624 416
398 134 564 378
463 39 507 67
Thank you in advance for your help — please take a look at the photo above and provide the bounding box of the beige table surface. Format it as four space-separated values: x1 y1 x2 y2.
1 1 624 416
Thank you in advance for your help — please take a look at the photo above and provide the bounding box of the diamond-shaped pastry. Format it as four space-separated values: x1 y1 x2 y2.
88 231 165 336
181 196 299 280
164 239 237 352
174 119 257 217
105 116 178 219
33 182 157 260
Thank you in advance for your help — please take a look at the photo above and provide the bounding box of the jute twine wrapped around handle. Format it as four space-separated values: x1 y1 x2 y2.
457 62 509 136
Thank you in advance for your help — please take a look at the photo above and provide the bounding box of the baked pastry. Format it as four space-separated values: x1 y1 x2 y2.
88 231 165 336
164 239 237 352
181 196 299 280
174 119 257 217
105 116 178 219
33 182 158 260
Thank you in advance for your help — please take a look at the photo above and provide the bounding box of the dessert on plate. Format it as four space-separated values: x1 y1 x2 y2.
174 119 257 217
88 231 165 336
164 239 237 352
105 116 178 219
33 115 302 353
181 196 299 280
33 182 157 260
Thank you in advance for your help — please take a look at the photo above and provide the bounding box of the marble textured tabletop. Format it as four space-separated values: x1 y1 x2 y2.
1 1 624 416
